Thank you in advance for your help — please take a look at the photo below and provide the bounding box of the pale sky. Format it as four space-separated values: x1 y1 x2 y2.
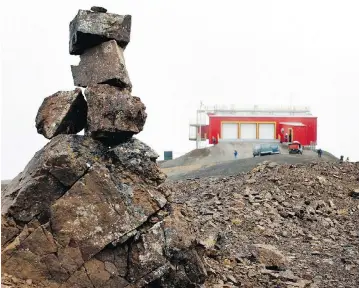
1 0 359 180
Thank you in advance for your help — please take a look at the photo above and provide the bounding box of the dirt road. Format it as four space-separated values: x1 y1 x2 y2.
164 153 334 180
161 142 337 180
161 142 284 168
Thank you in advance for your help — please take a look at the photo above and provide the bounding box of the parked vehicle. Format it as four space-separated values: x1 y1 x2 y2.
253 143 281 157
288 141 303 154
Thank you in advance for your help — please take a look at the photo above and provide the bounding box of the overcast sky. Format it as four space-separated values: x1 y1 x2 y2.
1 0 359 180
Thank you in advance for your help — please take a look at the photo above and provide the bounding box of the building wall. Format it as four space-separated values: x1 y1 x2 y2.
209 116 317 145
279 124 308 145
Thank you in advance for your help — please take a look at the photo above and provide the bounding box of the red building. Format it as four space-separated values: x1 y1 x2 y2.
189 105 317 146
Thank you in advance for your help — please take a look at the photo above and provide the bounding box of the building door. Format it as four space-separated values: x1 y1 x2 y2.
258 123 275 140
240 123 257 139
222 123 239 139
288 128 293 142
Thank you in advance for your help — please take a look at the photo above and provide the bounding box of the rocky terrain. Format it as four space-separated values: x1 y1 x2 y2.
2 159 359 287
164 161 359 287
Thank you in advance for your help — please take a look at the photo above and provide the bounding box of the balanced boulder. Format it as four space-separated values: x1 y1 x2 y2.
35 88 87 139
85 84 147 144
69 9 131 55
71 40 132 89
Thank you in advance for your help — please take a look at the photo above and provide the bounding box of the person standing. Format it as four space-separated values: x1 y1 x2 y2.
234 150 238 159
317 148 322 158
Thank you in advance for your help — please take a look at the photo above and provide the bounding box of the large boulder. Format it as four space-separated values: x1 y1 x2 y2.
1 135 105 223
126 206 207 287
69 9 131 55
55 205 207 288
85 84 147 145
35 88 87 139
50 163 167 261
71 40 132 89
127 222 167 282
1 135 207 287
106 138 167 186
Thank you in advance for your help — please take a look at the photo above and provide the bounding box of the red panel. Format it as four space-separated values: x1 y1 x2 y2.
197 125 209 139
279 124 308 145
209 116 317 145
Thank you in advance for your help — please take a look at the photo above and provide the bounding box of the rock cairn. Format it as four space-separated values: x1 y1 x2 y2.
1 7 206 288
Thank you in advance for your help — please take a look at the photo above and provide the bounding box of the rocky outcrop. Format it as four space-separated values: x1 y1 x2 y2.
69 9 131 55
35 89 87 139
1 135 104 223
1 135 206 287
71 40 132 89
50 163 166 261
85 85 147 144
2 6 207 287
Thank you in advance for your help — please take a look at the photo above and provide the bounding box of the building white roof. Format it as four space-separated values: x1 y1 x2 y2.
200 104 313 117
279 122 306 126
209 114 315 118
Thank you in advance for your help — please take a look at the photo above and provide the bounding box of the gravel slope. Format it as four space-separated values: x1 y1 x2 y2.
160 142 338 181
165 153 336 181
161 142 285 169
165 161 359 287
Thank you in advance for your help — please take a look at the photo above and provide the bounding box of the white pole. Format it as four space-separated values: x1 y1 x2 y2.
196 107 199 149
199 101 202 149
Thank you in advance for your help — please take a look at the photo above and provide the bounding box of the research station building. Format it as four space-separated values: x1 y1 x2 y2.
189 105 317 147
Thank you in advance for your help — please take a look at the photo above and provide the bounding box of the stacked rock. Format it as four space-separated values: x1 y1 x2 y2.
2 7 206 288
35 6 146 145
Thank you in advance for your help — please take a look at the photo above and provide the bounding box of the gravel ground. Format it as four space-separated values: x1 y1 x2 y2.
161 142 285 169
164 161 359 287
165 153 336 181
160 142 338 181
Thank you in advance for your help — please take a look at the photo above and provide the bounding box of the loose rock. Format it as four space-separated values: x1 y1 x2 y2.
69 9 131 55
349 188 359 199
71 40 132 89
90 6 107 13
251 244 288 270
163 161 359 287
85 84 147 144
35 88 87 139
